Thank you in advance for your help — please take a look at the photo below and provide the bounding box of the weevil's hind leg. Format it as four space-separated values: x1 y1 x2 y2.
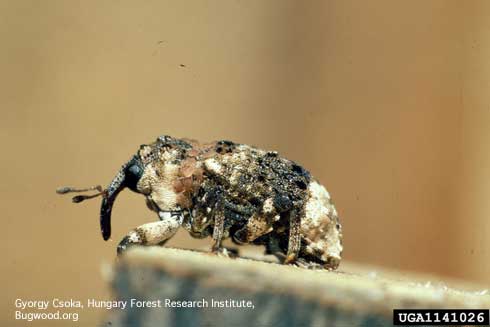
284 209 302 264
117 211 183 255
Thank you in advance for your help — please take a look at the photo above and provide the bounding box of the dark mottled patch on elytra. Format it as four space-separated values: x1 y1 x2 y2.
224 208 247 231
156 135 192 150
249 197 263 207
266 151 278 157
294 180 307 190
215 140 236 154
273 194 292 213
291 163 311 179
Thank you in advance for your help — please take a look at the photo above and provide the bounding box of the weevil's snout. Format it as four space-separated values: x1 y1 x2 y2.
57 155 145 241
100 156 145 241
99 169 125 241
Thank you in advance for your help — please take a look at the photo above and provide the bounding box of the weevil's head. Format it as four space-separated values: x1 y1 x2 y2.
100 136 195 240
57 136 197 240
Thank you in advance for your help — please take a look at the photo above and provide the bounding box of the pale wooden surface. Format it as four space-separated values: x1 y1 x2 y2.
102 247 490 327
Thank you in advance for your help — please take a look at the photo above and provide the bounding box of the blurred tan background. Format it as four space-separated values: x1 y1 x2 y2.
2 0 490 325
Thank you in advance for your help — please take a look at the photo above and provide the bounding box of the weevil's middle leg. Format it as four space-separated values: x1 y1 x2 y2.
117 211 183 255
211 195 228 255
211 209 225 253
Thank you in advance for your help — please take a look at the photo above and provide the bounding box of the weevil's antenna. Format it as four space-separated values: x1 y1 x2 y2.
56 185 103 194
56 185 107 203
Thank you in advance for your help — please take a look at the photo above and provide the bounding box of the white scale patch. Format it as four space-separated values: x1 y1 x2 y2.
229 166 243 185
140 163 181 211
204 158 223 174
302 181 342 263
262 198 274 213
304 181 332 229
128 231 141 243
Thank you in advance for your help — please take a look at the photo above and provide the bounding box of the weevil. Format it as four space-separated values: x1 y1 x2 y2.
57 136 343 269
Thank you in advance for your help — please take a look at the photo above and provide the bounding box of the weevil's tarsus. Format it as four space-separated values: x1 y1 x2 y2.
293 258 325 270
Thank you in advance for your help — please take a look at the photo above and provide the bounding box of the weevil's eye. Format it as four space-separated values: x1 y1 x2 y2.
125 159 144 192
128 164 142 176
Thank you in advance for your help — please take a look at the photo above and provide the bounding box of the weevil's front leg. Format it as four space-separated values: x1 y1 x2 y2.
117 211 183 255
284 209 302 264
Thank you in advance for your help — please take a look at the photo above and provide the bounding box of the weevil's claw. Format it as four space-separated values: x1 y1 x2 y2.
211 247 239 258
283 253 297 265
212 247 229 258
117 236 134 255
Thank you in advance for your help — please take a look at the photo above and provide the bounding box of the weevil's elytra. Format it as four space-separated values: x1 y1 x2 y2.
59 136 343 270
